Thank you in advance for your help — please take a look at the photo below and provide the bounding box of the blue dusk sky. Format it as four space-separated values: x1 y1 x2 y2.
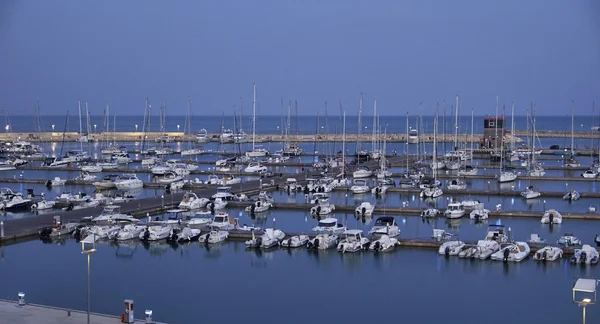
0 0 598 116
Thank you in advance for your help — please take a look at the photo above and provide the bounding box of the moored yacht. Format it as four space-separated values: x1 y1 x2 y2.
114 174 143 190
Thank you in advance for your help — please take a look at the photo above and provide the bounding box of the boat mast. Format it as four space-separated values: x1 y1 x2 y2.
342 110 346 177
77 99 83 151
357 93 363 153
454 96 459 151
470 108 474 166
371 100 377 153
252 83 256 151
405 112 409 172
433 113 438 183
532 104 536 165
510 103 515 153
571 100 575 157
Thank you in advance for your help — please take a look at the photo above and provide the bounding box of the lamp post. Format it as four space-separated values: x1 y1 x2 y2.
81 234 97 324
573 278 597 324
5 125 9 133
94 124 97 134
135 124 138 133
52 124 55 132
177 125 180 132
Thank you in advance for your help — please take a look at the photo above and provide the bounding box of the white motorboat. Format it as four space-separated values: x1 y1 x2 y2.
311 217 346 235
408 128 419 144
337 229 370 253
371 184 389 195
375 168 393 179
563 191 581 201
528 233 546 244
178 192 209 210
181 147 204 156
101 146 121 155
368 217 400 238
112 152 132 164
458 165 478 176
439 241 466 256
431 160 446 170
96 161 118 170
199 230 229 244
352 167 373 179
557 233 581 246
211 187 236 201
172 164 192 176
421 208 439 218
485 225 509 243
207 197 228 210
447 179 467 190
355 202 374 216
256 191 274 204
245 199 272 213
310 198 336 216
284 178 300 192
350 179 370 194
461 199 484 210
244 162 267 173
498 170 517 183
139 225 172 241
114 174 143 190
172 227 202 242
564 156 580 168
114 224 146 241
444 202 465 219
245 229 285 249
81 165 103 173
88 225 121 239
92 205 137 223
541 209 562 224
280 235 310 248
221 174 241 185
195 129 210 144
444 159 461 170
521 186 541 199
418 178 441 190
570 244 599 264
307 233 339 250
0 195 31 210
420 186 443 198
38 222 78 238
75 171 97 182
310 192 329 204
93 174 119 189
46 177 66 187
528 165 546 177
31 199 55 210
157 171 184 184
151 164 172 175
141 156 160 166
533 246 563 262
211 212 236 230
582 169 598 178
491 242 531 262
188 213 213 228
470 208 490 221
245 148 270 158
369 235 398 252
458 240 499 259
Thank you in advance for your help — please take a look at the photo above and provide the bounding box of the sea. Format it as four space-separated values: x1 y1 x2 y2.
0 115 598 323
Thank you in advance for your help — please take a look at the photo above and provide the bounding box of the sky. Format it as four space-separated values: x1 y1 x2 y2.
0 0 598 116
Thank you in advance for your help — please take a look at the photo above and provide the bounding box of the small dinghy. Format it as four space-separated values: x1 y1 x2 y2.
307 233 339 250
461 199 484 210
368 235 398 252
563 191 581 201
557 233 581 246
533 246 563 262
421 208 439 218
174 227 202 242
199 230 229 244
280 235 309 248
458 240 499 260
368 217 400 238
245 229 285 249
245 200 273 214
470 208 490 221
491 242 530 262
520 186 541 199
541 209 562 224
46 177 66 187
31 199 55 210
570 244 599 264
371 185 389 195
438 241 466 256
355 202 374 217
115 224 146 241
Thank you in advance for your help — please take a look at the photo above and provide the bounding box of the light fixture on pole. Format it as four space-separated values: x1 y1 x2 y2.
135 124 138 132
52 124 55 131
81 234 97 324
573 278 597 324
177 124 180 132
94 124 97 133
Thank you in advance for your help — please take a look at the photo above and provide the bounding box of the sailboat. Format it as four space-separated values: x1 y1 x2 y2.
498 105 516 183
527 105 545 177
459 109 478 176
376 126 391 179
280 100 304 156
564 101 580 167
445 96 461 170
76 100 91 143
507 103 520 162
181 97 204 156
421 114 443 198
246 84 269 157
431 104 446 170
101 104 120 155
355 94 369 161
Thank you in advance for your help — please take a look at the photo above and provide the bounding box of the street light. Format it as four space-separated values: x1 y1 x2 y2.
52 124 55 132
135 124 138 132
81 234 97 324
94 125 97 133
573 278 597 324
177 125 180 132
5 125 9 133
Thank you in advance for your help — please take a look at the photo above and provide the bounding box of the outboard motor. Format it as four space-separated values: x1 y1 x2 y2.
26 189 34 199
580 251 587 265
541 250 547 261
361 207 366 215
66 203 74 211
209 202 215 214
165 185 171 194
313 238 320 250
204 232 211 244
444 246 450 256
45 180 52 188
255 236 263 248
503 248 510 262
142 229 150 241
38 227 52 239
73 227 82 241
595 234 600 247
316 206 321 216
373 241 381 253
286 238 293 248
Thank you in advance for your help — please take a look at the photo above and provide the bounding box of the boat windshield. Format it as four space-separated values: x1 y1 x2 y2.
318 221 335 227
214 216 227 223
409 129 418 136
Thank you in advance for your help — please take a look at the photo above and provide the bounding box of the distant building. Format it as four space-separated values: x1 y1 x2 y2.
481 117 504 149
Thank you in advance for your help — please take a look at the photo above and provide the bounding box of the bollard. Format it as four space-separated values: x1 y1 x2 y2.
18 292 25 306
67 309 71 316
145 310 153 323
